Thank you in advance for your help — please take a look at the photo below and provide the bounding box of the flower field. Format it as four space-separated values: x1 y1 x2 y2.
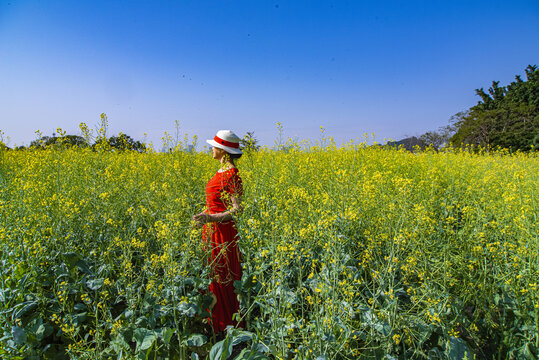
0 142 538 359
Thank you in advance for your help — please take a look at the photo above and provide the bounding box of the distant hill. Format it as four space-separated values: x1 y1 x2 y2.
386 136 426 151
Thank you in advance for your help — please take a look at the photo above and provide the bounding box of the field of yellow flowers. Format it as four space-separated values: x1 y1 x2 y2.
0 141 538 359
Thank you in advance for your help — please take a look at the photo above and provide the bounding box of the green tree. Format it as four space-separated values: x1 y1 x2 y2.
30 134 87 149
240 131 261 152
105 133 147 152
419 116 460 150
451 65 539 151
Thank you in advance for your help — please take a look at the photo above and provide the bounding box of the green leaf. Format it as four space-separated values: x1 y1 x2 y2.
85 277 104 290
373 322 391 336
209 337 233 360
11 326 27 345
35 324 46 339
233 348 269 360
231 331 253 346
63 252 80 269
120 326 134 345
135 316 149 327
185 333 207 347
141 334 156 351
133 328 156 352
162 328 174 345
256 343 269 353
209 339 225 360
233 349 251 360
73 312 87 326
234 280 244 291
523 342 538 360
113 332 131 352
74 303 87 312
448 337 471 360
178 301 198 317
35 323 53 341
13 301 38 319
76 259 93 275
191 353 200 360
124 309 134 320
136 349 149 360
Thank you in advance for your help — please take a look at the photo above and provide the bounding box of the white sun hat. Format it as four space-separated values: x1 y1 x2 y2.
206 130 243 154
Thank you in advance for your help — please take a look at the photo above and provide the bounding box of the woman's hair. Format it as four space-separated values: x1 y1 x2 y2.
227 152 242 160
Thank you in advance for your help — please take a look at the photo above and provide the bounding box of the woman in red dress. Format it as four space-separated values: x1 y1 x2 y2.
193 130 244 334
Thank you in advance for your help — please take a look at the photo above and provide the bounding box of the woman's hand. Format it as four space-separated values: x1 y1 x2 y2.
193 212 212 227
193 196 241 226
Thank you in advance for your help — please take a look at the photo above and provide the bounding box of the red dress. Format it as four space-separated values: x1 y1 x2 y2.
202 167 244 332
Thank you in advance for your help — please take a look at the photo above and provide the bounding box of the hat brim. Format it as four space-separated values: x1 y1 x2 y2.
206 139 243 154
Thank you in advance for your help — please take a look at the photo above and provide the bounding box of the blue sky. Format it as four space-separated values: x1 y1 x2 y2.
1 0 538 148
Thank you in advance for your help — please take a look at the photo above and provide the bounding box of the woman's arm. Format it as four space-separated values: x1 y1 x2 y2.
193 195 242 226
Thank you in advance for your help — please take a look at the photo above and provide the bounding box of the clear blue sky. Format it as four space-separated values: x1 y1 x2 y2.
1 0 538 148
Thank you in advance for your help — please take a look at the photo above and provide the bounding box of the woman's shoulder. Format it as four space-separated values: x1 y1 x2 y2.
225 168 242 194
217 165 238 173
225 167 241 180
217 167 239 175
215 168 241 184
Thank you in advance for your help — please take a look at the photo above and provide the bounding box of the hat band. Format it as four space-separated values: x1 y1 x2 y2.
214 136 239 149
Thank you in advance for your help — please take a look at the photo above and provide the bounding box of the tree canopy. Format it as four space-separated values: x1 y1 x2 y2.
30 135 87 149
26 133 146 152
98 133 147 152
450 65 539 151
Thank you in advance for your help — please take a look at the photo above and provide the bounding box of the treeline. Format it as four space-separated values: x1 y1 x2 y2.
0 133 147 152
0 130 261 155
421 64 538 151
0 131 261 153
0 114 148 152
0 112 262 153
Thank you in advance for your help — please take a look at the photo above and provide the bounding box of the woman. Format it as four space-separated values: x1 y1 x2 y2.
193 130 244 334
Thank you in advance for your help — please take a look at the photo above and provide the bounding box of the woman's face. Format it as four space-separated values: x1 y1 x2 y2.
212 146 226 161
